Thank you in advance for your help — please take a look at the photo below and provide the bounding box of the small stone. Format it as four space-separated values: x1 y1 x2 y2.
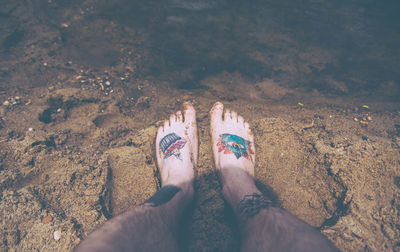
14 96 20 100
42 215 52 224
57 108 62 113
3 100 10 106
105 81 111 86
28 128 33 132
43 62 48 66
53 230 61 241
136 96 150 108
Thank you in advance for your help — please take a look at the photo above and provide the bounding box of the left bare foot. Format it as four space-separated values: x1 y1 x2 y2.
155 102 198 186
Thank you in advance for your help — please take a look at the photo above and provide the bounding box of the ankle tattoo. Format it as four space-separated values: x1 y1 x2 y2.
238 194 272 218
142 185 181 207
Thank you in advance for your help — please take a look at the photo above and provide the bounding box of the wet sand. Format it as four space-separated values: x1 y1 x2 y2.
1 0 400 251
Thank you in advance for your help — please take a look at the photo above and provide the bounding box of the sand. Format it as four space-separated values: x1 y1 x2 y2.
1 0 399 251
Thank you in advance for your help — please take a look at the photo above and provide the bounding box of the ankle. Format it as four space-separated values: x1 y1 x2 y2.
162 164 194 187
219 167 260 207
219 166 255 187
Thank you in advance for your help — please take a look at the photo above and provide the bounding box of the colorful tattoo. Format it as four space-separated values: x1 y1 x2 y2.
160 133 187 160
142 185 181 207
238 194 272 218
217 134 254 159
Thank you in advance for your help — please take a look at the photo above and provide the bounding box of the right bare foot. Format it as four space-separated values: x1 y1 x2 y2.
210 102 255 176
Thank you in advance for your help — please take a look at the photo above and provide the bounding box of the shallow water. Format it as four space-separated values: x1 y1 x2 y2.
1 0 400 95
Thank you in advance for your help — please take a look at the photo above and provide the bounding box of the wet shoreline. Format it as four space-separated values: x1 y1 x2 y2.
1 0 399 250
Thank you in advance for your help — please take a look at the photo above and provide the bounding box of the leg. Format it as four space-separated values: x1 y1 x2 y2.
75 102 198 252
210 102 339 252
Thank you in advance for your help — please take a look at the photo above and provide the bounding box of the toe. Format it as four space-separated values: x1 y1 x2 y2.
231 111 238 122
169 114 177 125
224 110 232 122
210 102 224 127
238 115 245 125
183 102 196 124
176 111 183 122
163 119 170 129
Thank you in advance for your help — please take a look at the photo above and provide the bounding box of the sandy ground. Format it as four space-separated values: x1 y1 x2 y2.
1 0 400 251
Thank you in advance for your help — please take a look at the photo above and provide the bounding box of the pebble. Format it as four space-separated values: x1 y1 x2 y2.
28 128 33 132
105 81 111 86
10 97 19 105
3 100 10 106
42 215 52 224
53 230 61 241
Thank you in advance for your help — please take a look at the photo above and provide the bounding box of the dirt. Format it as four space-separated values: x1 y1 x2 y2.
1 0 400 251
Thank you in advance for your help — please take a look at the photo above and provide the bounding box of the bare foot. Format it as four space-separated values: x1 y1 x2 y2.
155 102 198 187
210 102 255 176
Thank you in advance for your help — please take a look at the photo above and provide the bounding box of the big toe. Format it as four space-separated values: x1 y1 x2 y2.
183 102 196 123
210 102 224 128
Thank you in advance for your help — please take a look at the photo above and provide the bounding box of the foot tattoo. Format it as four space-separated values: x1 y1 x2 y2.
217 134 254 159
238 194 272 219
160 133 187 160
